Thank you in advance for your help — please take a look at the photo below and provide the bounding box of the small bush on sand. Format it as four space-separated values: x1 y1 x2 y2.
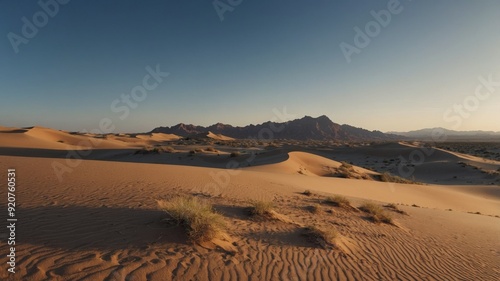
309 204 321 214
380 172 418 184
385 203 397 209
359 202 393 224
230 151 241 157
158 196 226 242
340 161 353 169
384 203 407 215
337 162 356 176
324 195 351 208
302 190 312 196
161 146 175 153
136 146 175 155
249 201 275 217
303 225 338 248
189 150 196 155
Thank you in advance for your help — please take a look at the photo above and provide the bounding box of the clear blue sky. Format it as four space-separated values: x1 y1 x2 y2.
1 0 499 133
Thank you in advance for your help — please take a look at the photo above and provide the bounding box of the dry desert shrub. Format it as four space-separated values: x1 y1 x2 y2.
309 204 321 214
340 161 353 169
303 225 338 248
384 203 408 215
158 196 226 242
336 161 358 179
380 172 419 184
205 147 217 152
359 202 393 224
230 151 241 157
249 201 275 217
135 145 174 154
161 146 175 153
302 189 312 196
324 195 351 208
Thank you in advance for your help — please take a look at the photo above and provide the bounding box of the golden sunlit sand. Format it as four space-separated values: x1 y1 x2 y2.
1 126 499 280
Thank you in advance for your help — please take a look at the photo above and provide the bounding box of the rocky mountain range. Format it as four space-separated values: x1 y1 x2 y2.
150 115 402 141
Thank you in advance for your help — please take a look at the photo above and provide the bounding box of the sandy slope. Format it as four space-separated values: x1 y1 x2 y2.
0 127 131 149
0 128 499 280
317 142 500 185
246 151 378 177
135 133 181 142
0 154 499 280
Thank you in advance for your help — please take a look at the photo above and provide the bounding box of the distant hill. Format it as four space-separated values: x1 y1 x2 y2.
389 128 500 141
151 115 402 141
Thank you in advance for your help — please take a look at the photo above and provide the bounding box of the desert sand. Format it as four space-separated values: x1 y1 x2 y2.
1 126 499 280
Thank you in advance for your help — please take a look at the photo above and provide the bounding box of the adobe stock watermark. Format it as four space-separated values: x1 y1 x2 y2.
7 0 70 54
397 72 500 179
339 0 408 63
51 64 169 182
197 107 296 196
443 73 500 130
213 0 242 21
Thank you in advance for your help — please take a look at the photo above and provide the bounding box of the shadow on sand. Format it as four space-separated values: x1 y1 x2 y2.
5 205 188 251
0 147 290 169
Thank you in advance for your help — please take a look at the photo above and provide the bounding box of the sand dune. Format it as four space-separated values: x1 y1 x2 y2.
316 142 500 185
135 133 181 142
0 127 499 280
0 126 130 149
1 155 499 280
189 131 235 141
247 151 378 178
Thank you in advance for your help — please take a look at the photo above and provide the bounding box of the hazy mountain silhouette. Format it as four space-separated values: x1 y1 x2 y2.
389 128 500 141
151 115 402 141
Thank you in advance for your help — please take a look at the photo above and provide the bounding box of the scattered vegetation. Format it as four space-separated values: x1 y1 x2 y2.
324 195 351 208
135 146 175 155
157 196 226 242
359 202 393 224
303 225 338 248
435 142 500 162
